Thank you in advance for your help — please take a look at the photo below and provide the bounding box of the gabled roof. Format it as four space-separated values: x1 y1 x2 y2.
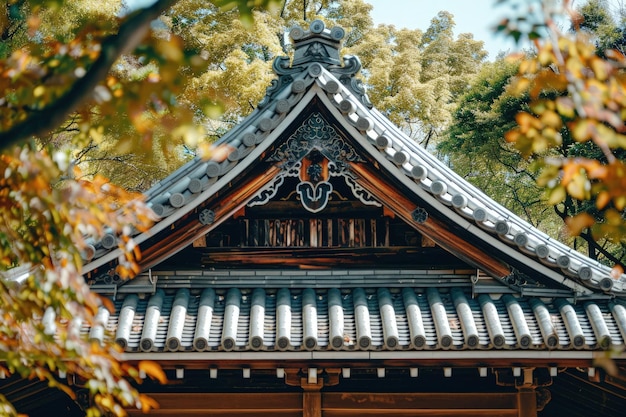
82 20 626 299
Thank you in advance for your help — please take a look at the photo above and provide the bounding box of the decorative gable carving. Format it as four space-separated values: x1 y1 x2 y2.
249 112 379 212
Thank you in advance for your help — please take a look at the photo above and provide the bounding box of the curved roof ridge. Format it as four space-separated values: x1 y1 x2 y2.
305 60 624 294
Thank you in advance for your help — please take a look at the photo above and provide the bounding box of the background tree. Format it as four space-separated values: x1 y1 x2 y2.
0 0 278 415
497 0 626 273
348 11 487 147
438 0 626 267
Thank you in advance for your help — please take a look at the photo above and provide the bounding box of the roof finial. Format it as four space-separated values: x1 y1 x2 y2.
290 20 345 67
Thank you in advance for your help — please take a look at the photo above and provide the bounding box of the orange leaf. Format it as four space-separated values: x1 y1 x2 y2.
565 213 595 236
138 393 160 413
596 191 611 209
611 265 624 279
138 361 167 384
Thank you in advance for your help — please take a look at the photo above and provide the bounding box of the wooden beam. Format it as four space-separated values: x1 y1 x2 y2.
350 163 511 278
127 392 521 417
323 392 518 411
127 393 301 416
138 165 281 270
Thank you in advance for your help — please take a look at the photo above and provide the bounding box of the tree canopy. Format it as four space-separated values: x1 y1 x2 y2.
495 0 626 271
0 0 279 415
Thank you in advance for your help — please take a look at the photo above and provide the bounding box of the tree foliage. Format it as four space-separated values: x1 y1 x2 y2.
348 11 487 147
498 0 626 270
0 0 278 415
438 58 556 231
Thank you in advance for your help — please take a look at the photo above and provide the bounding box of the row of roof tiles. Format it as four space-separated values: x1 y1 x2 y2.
80 286 626 353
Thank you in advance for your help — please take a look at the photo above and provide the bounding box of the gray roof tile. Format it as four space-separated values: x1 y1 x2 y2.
98 287 626 354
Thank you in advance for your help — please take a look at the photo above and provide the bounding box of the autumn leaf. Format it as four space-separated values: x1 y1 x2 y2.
138 360 167 384
565 213 596 236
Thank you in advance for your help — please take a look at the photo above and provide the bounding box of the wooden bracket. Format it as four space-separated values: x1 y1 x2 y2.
284 367 341 389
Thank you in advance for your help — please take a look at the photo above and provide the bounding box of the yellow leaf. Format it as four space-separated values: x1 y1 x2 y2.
547 185 566 205
590 57 609 81
571 119 593 142
540 110 562 129
138 361 167 384
611 264 624 279
555 97 575 119
566 172 590 200
509 77 530 96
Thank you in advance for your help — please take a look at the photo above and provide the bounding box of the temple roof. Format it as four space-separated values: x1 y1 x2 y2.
88 285 626 356
83 20 626 300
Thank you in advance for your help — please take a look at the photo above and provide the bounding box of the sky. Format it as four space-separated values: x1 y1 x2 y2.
365 0 521 59
129 0 523 59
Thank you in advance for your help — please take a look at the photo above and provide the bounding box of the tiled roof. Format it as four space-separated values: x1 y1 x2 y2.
81 20 626 297
87 286 626 354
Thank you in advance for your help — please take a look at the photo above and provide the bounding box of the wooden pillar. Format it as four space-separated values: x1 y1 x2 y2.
517 388 537 417
517 368 537 417
303 390 322 417
301 375 323 417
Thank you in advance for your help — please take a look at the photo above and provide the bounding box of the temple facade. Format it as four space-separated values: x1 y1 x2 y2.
7 20 626 417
